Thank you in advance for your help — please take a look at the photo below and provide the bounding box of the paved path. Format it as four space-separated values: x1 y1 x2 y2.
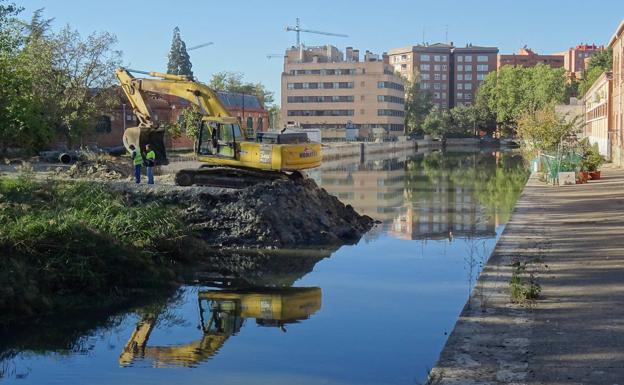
430 165 624 385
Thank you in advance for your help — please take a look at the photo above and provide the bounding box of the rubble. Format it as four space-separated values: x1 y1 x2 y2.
65 160 131 180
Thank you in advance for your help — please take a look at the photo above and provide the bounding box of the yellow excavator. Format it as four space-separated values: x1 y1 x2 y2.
115 68 321 187
119 287 322 367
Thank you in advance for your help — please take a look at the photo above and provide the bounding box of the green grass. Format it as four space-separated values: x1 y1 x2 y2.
0 174 189 326
509 261 541 304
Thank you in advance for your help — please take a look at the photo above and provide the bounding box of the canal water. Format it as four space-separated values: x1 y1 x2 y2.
0 149 527 385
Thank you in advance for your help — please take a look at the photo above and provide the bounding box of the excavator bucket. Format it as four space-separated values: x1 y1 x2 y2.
122 127 169 165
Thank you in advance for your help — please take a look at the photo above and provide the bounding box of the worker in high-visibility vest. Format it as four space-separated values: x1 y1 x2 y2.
145 144 156 185
129 144 142 184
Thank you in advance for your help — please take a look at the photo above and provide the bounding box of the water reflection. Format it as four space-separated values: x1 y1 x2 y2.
119 287 321 368
316 150 527 241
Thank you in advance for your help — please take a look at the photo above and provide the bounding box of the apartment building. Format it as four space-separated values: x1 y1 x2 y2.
609 21 624 166
452 45 499 106
558 44 603 80
281 45 406 139
497 46 564 69
388 43 498 109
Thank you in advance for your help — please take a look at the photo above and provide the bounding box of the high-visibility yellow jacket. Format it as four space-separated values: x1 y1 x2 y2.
146 150 156 166
131 150 143 166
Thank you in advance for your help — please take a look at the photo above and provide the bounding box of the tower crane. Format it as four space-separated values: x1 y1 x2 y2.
285 18 348 48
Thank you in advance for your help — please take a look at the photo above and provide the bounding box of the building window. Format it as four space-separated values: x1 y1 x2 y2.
421 73 430 80
377 109 405 117
464 74 473 81
257 117 263 131
401 54 407 60
457 83 463 90
477 73 485 81
457 74 463 80
464 55 473 62
434 73 441 80
442 64 447 71
377 81 404 91
477 64 489 72
457 64 463 71
433 83 441 90
465 93 472 100
434 55 441 62
457 92 463 99
434 64 441 71
434 92 440 99
421 54 430 61
465 83 472 90
442 55 448 62
420 64 430 71
464 64 472 71
477 55 488 62
442 74 447 80
287 83 294 90
421 83 431 90
457 56 463 62
441 92 447 99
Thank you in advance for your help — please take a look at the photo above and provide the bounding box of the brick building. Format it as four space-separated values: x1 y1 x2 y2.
92 90 269 150
281 45 406 139
583 71 613 158
388 43 498 109
558 44 603 80
609 20 624 166
497 46 564 69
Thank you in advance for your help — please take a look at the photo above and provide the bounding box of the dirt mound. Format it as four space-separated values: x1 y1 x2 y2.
65 160 131 180
181 178 375 248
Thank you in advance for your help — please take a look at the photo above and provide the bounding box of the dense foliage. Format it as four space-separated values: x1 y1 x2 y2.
208 71 275 107
0 2 121 154
578 48 613 97
516 105 581 154
0 175 188 325
403 74 433 135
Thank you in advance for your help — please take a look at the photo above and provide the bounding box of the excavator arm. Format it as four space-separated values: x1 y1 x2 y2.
115 68 239 165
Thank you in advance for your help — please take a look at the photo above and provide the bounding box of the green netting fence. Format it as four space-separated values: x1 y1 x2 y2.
538 151 583 185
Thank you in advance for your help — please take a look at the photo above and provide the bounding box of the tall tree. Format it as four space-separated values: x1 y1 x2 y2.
578 48 613 96
403 73 433 135
166 26 193 78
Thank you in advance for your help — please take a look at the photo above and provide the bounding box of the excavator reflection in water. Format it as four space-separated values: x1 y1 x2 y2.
119 287 322 367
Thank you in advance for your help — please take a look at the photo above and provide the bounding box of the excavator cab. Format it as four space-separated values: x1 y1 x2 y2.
196 119 243 159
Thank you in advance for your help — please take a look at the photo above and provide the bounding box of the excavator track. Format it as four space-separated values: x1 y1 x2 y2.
175 166 299 188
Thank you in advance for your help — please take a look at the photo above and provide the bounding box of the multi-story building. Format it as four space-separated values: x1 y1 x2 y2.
609 21 624 166
388 43 498 109
388 43 453 108
583 72 613 159
558 44 603 80
451 45 499 107
497 46 564 69
281 45 405 139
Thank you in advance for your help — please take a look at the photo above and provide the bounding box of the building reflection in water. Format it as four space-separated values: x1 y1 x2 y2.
317 150 526 242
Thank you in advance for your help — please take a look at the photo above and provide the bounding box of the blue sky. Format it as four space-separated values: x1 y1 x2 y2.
17 0 624 101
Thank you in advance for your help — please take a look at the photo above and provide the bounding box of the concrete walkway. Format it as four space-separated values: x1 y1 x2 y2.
430 165 624 385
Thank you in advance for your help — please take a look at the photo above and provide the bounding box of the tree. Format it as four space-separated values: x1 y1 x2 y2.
208 71 274 107
422 107 451 139
448 105 478 137
166 26 193 78
403 73 433 135
578 48 613 97
516 105 581 154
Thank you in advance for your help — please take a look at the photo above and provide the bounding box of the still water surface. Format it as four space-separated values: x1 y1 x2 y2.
1 149 527 385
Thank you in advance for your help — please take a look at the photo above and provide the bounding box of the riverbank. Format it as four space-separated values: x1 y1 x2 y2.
430 165 624 384
0 175 373 326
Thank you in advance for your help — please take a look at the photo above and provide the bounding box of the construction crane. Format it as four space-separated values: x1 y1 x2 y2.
285 17 348 48
188 42 214 51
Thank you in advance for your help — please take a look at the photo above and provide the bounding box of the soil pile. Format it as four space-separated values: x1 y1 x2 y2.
184 178 375 248
124 178 375 248
65 160 131 180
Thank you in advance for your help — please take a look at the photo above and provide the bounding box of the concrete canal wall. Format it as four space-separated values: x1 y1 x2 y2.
430 166 624 384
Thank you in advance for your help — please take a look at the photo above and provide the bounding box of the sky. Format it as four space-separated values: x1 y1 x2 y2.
16 0 624 102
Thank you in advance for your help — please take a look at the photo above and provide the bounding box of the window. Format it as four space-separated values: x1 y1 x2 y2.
457 65 463 71
433 83 441 90
442 64 447 71
457 74 463 80
441 92 447 99
442 55 448 62
434 92 440 99
401 64 407 69
377 109 405 117
457 92 463 99
465 83 472 90
303 83 309 89
377 81 404 91
442 74 447 80
421 54 430 61
287 83 294 90
464 64 472 71
477 73 485 81
464 74 473 81
434 55 441 62
464 55 472 62
421 73 430 80
477 64 489 72
401 54 407 60
434 64 441 71
457 56 463 62
465 93 472 100
420 64 430 71
421 83 431 90
377 95 405 104
457 83 463 90
434 73 441 80
246 116 253 129
477 55 488 62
